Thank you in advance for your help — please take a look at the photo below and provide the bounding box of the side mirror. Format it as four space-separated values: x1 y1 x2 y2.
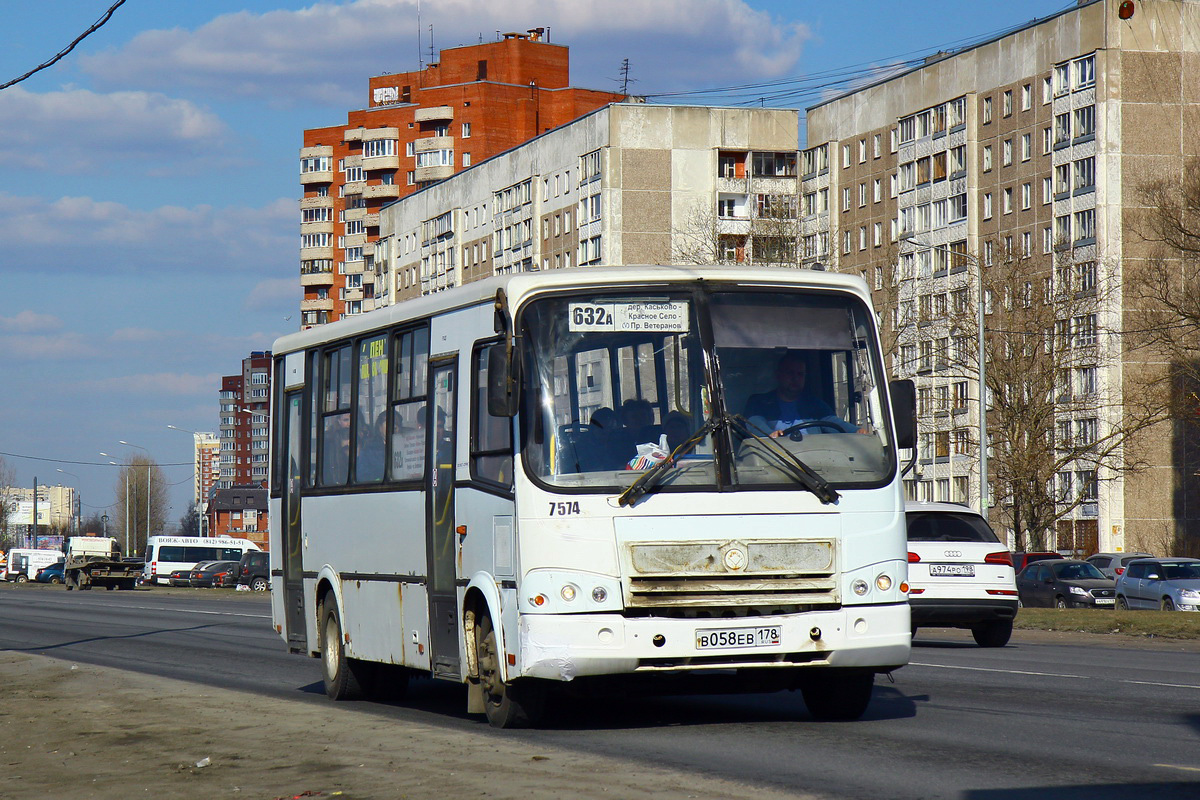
488 343 519 417
889 379 917 450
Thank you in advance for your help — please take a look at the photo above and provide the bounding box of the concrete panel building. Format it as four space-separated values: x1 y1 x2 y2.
217 352 272 490
375 104 802 303
798 0 1200 553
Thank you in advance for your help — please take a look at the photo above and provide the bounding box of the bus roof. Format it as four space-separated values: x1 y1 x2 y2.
274 266 870 356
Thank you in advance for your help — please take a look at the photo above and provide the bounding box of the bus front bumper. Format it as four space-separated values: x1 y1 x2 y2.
515 602 910 681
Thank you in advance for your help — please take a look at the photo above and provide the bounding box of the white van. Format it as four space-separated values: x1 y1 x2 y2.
142 536 261 586
4 549 65 582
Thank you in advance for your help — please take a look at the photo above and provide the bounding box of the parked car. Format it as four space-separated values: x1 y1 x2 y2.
1085 552 1155 579
34 560 66 584
169 566 201 587
235 551 270 592
905 502 1018 647
1011 551 1065 575
1115 557 1200 611
1016 559 1116 608
189 560 240 588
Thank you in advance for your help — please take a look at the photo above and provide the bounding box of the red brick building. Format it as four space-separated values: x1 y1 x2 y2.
217 351 272 490
299 30 625 327
207 486 268 549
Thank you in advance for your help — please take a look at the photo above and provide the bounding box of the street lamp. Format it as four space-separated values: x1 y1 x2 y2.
100 453 129 553
119 441 154 552
899 233 988 521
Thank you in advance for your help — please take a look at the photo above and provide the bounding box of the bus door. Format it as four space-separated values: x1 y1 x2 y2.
281 390 307 652
427 357 460 678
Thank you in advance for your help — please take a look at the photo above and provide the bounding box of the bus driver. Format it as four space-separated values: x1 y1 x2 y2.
743 352 860 437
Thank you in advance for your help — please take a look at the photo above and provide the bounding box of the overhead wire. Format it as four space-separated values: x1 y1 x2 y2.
0 0 128 91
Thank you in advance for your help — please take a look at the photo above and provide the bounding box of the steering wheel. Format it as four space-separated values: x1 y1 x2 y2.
778 420 846 441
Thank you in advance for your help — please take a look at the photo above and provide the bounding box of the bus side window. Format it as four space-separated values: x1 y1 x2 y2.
472 341 513 486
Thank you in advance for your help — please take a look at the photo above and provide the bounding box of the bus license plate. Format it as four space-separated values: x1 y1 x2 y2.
929 564 975 577
695 626 781 650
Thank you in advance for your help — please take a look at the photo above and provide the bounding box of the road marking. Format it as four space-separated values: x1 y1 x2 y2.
119 605 271 620
910 662 1200 690
1154 764 1200 773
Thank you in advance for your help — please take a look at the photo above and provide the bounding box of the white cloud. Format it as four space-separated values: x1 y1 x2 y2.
80 0 810 107
0 310 61 334
0 193 294 276
0 331 103 360
245 277 301 313
0 87 232 175
79 372 224 397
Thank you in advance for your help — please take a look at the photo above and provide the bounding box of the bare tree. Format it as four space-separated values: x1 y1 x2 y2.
0 456 16 551
114 456 169 557
672 200 737 266
673 194 803 268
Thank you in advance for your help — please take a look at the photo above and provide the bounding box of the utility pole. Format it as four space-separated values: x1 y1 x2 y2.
31 477 37 549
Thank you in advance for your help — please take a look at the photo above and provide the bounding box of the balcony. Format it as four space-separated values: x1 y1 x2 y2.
300 221 333 235
344 232 366 248
363 183 401 199
343 181 366 196
344 206 366 222
363 154 399 171
364 212 381 228
300 297 334 311
299 245 334 261
414 106 453 123
414 165 453 183
300 169 333 185
415 135 453 153
300 270 334 287
300 196 333 210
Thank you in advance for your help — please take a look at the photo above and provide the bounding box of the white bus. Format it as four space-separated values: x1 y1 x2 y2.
269 266 916 727
142 536 261 585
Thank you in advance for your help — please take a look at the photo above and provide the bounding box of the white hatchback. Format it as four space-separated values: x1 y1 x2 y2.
906 501 1019 647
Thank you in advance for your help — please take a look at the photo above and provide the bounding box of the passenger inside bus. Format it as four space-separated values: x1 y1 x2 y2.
322 412 352 485
356 412 388 482
742 351 859 437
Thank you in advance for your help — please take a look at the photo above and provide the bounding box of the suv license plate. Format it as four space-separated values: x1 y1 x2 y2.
696 626 781 650
929 564 975 577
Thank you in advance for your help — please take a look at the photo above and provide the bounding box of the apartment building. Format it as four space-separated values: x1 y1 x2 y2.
300 31 626 328
800 0 1200 553
375 103 802 302
217 352 272 490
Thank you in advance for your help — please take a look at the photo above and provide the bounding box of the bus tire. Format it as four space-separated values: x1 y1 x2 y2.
475 611 544 729
799 669 874 721
320 600 367 701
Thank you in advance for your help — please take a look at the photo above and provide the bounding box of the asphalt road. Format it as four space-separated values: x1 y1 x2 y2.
2 583 1198 800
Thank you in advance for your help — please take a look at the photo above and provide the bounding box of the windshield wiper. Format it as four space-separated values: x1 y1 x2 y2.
616 415 721 507
729 415 840 505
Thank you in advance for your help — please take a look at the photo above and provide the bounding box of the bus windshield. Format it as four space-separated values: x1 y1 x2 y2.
519 286 892 492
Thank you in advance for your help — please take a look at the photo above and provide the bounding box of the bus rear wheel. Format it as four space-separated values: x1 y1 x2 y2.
799 669 875 721
321 600 370 701
475 612 544 728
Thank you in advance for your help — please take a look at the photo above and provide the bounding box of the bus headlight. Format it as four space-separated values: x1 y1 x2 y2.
521 569 621 613
876 574 893 592
852 579 869 596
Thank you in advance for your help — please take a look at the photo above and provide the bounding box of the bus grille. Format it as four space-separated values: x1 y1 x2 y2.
623 539 838 609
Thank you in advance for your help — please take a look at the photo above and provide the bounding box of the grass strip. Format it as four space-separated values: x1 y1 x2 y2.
1015 608 1200 639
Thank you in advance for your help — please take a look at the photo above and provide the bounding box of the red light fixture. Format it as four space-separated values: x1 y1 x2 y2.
985 551 1014 567
908 552 921 563
1118 1 1135 20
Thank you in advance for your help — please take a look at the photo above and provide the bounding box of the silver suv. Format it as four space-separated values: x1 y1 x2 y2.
906 501 1019 647
1115 558 1200 611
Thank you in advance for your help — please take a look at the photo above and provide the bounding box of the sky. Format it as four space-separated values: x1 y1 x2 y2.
0 0 1073 528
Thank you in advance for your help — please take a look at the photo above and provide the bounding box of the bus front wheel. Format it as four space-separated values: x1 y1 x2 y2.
321 601 369 701
475 612 544 729
799 669 875 721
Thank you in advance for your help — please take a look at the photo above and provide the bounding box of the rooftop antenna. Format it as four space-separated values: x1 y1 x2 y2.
428 24 435 65
416 0 423 70
619 58 634 95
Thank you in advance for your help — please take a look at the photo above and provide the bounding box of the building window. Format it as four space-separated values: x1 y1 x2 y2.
462 122 471 138
1021 84 1032 110
462 153 471 167
1021 133 1031 161
1074 105 1096 139
983 192 993 219
1002 90 1013 117
1043 76 1053 103
982 145 992 172
1074 157 1095 192
1074 54 1095 89
1021 182 1031 210
1003 187 1013 214
842 144 851 168
982 97 992 124
363 138 396 158
1075 208 1096 242
1002 139 1013 167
